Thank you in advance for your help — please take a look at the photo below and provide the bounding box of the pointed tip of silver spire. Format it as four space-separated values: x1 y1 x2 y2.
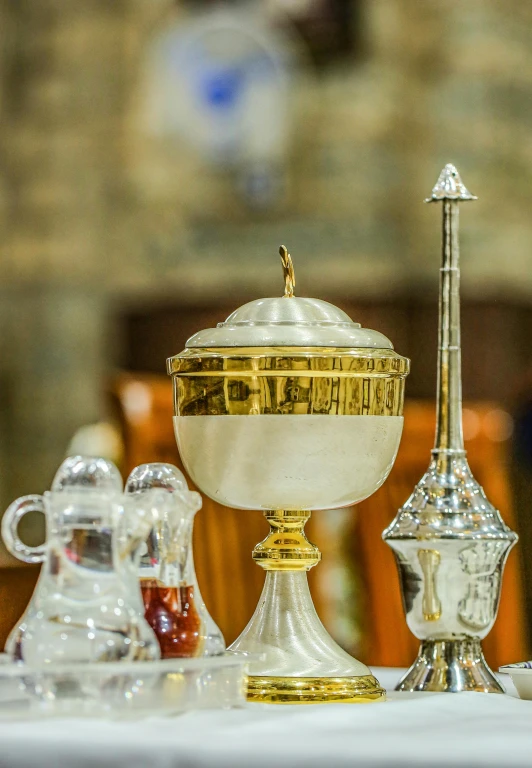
425 163 478 203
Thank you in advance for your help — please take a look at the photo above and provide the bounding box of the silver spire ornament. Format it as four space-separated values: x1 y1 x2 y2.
383 164 518 693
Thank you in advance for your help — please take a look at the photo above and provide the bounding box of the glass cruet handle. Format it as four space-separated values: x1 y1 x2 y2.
2 495 46 564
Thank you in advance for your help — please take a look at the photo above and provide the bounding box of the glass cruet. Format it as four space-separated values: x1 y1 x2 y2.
2 455 162 665
126 462 226 657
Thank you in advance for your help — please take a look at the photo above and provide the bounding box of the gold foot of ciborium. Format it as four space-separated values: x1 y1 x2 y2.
167 246 409 704
229 510 385 703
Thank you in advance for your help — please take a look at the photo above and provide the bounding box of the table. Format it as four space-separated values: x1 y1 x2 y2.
0 668 530 768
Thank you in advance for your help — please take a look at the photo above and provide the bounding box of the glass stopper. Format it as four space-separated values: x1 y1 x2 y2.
51 455 123 494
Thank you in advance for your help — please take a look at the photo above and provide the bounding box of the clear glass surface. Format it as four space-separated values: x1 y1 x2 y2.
51 455 123 493
126 463 226 657
2 457 162 665
0 655 249 718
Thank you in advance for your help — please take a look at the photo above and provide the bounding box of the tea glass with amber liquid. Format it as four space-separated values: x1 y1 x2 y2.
126 463 222 658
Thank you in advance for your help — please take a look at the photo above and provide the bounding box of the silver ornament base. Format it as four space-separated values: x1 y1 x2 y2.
396 638 504 693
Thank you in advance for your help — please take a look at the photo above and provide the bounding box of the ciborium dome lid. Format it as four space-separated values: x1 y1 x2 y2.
183 246 394 350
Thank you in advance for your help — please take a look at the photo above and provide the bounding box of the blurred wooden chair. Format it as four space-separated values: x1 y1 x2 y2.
0 562 40 648
353 401 527 669
110 373 527 666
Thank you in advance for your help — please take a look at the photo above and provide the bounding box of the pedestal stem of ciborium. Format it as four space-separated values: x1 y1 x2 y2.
228 510 385 704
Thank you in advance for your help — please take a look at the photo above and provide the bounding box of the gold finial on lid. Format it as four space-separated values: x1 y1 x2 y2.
279 245 295 298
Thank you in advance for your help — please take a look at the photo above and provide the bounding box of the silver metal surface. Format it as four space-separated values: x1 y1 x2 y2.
184 296 394 349
396 639 504 693
228 571 370 678
183 242 393 349
383 164 517 693
425 162 478 202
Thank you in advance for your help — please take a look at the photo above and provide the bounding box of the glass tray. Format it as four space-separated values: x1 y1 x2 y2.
0 653 252 720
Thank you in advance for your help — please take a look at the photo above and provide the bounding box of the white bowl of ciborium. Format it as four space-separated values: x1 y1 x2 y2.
174 413 404 511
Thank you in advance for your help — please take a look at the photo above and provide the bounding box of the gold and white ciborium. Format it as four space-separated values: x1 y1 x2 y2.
167 248 409 704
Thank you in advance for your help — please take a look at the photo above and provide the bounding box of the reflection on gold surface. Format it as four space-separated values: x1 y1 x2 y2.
170 347 408 417
279 245 296 298
247 674 386 704
253 510 320 571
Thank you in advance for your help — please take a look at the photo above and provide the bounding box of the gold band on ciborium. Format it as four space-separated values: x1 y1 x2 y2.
170 346 408 417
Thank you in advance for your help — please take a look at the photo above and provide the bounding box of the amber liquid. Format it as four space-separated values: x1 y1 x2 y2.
141 580 203 658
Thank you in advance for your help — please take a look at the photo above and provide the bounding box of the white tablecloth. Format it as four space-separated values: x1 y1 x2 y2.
0 667 529 768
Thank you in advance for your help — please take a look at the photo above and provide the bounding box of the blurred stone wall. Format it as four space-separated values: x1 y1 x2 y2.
2 0 532 504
